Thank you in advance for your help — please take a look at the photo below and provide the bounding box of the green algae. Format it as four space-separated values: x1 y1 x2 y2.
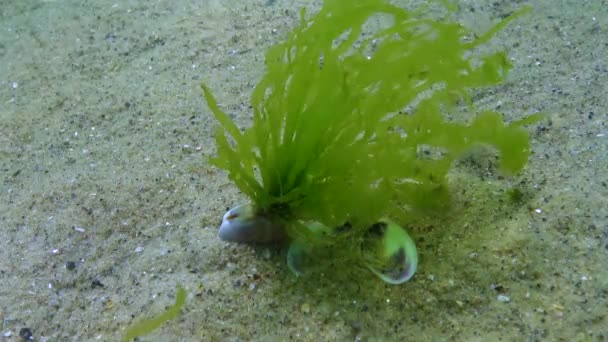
203 0 537 275
122 286 186 341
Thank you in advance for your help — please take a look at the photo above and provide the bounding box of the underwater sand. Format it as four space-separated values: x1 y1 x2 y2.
0 0 606 340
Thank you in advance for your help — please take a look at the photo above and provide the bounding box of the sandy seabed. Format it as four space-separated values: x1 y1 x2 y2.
0 0 606 340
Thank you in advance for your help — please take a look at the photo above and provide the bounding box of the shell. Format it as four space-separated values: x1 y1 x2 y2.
360 220 418 284
218 204 286 244
286 221 331 276
286 240 306 276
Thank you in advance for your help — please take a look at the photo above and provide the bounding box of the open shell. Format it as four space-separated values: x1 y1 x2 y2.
360 220 418 284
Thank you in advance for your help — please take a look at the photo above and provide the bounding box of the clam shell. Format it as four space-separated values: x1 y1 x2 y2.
218 204 286 244
361 220 418 284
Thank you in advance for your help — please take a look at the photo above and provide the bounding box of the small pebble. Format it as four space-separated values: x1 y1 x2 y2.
497 295 510 302
351 321 362 334
248 282 257 291
91 279 104 288
490 284 505 292
19 328 33 341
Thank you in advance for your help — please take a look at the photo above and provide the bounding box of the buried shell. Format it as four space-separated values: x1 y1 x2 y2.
286 239 307 276
285 220 333 276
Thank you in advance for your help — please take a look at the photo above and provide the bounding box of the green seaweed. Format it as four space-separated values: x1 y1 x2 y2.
122 286 186 341
202 0 537 279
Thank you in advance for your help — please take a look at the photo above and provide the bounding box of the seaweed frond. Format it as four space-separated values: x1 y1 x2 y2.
203 0 535 243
